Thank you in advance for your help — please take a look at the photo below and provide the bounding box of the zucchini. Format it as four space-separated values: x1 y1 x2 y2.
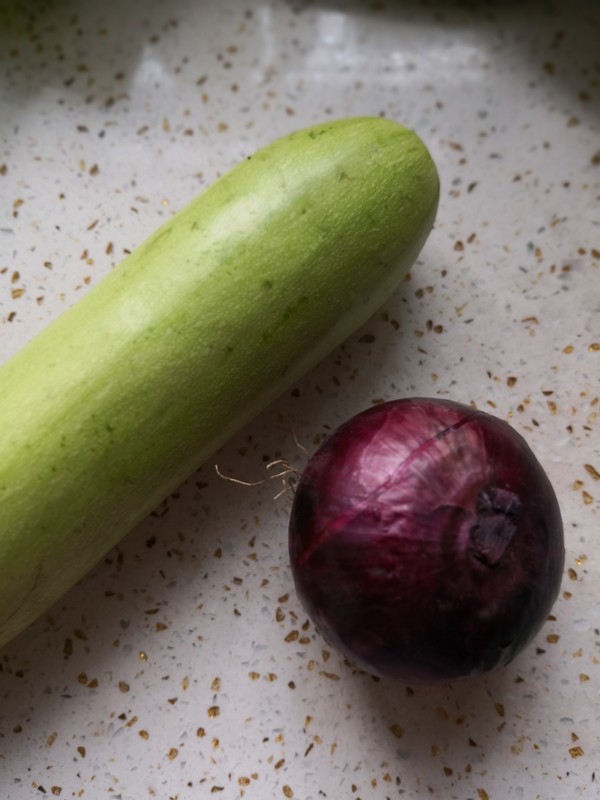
0 117 439 647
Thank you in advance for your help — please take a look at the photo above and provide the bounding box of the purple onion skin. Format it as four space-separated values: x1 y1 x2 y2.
289 398 565 684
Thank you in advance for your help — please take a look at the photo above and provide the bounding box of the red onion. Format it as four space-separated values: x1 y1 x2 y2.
288 398 564 683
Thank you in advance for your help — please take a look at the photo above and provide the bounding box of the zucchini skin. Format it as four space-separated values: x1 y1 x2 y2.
0 117 439 646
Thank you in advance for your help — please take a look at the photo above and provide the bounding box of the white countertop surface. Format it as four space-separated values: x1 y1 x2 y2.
1 1 598 798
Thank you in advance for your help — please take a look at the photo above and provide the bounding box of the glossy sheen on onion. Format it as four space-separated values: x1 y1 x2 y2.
288 398 565 683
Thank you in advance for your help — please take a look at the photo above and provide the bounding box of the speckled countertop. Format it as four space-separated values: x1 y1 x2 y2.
0 1 598 798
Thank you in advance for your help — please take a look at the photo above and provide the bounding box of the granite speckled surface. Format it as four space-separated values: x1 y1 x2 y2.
0 1 598 798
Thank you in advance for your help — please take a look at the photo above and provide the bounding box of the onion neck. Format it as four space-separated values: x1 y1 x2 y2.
469 487 521 566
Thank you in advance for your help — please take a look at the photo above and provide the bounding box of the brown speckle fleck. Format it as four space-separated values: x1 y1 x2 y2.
389 724 404 739
319 670 340 680
584 464 600 480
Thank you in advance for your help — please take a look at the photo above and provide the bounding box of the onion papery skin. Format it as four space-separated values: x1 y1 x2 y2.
288 398 565 684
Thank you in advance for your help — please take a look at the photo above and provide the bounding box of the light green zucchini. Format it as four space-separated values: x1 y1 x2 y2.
0 117 439 647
